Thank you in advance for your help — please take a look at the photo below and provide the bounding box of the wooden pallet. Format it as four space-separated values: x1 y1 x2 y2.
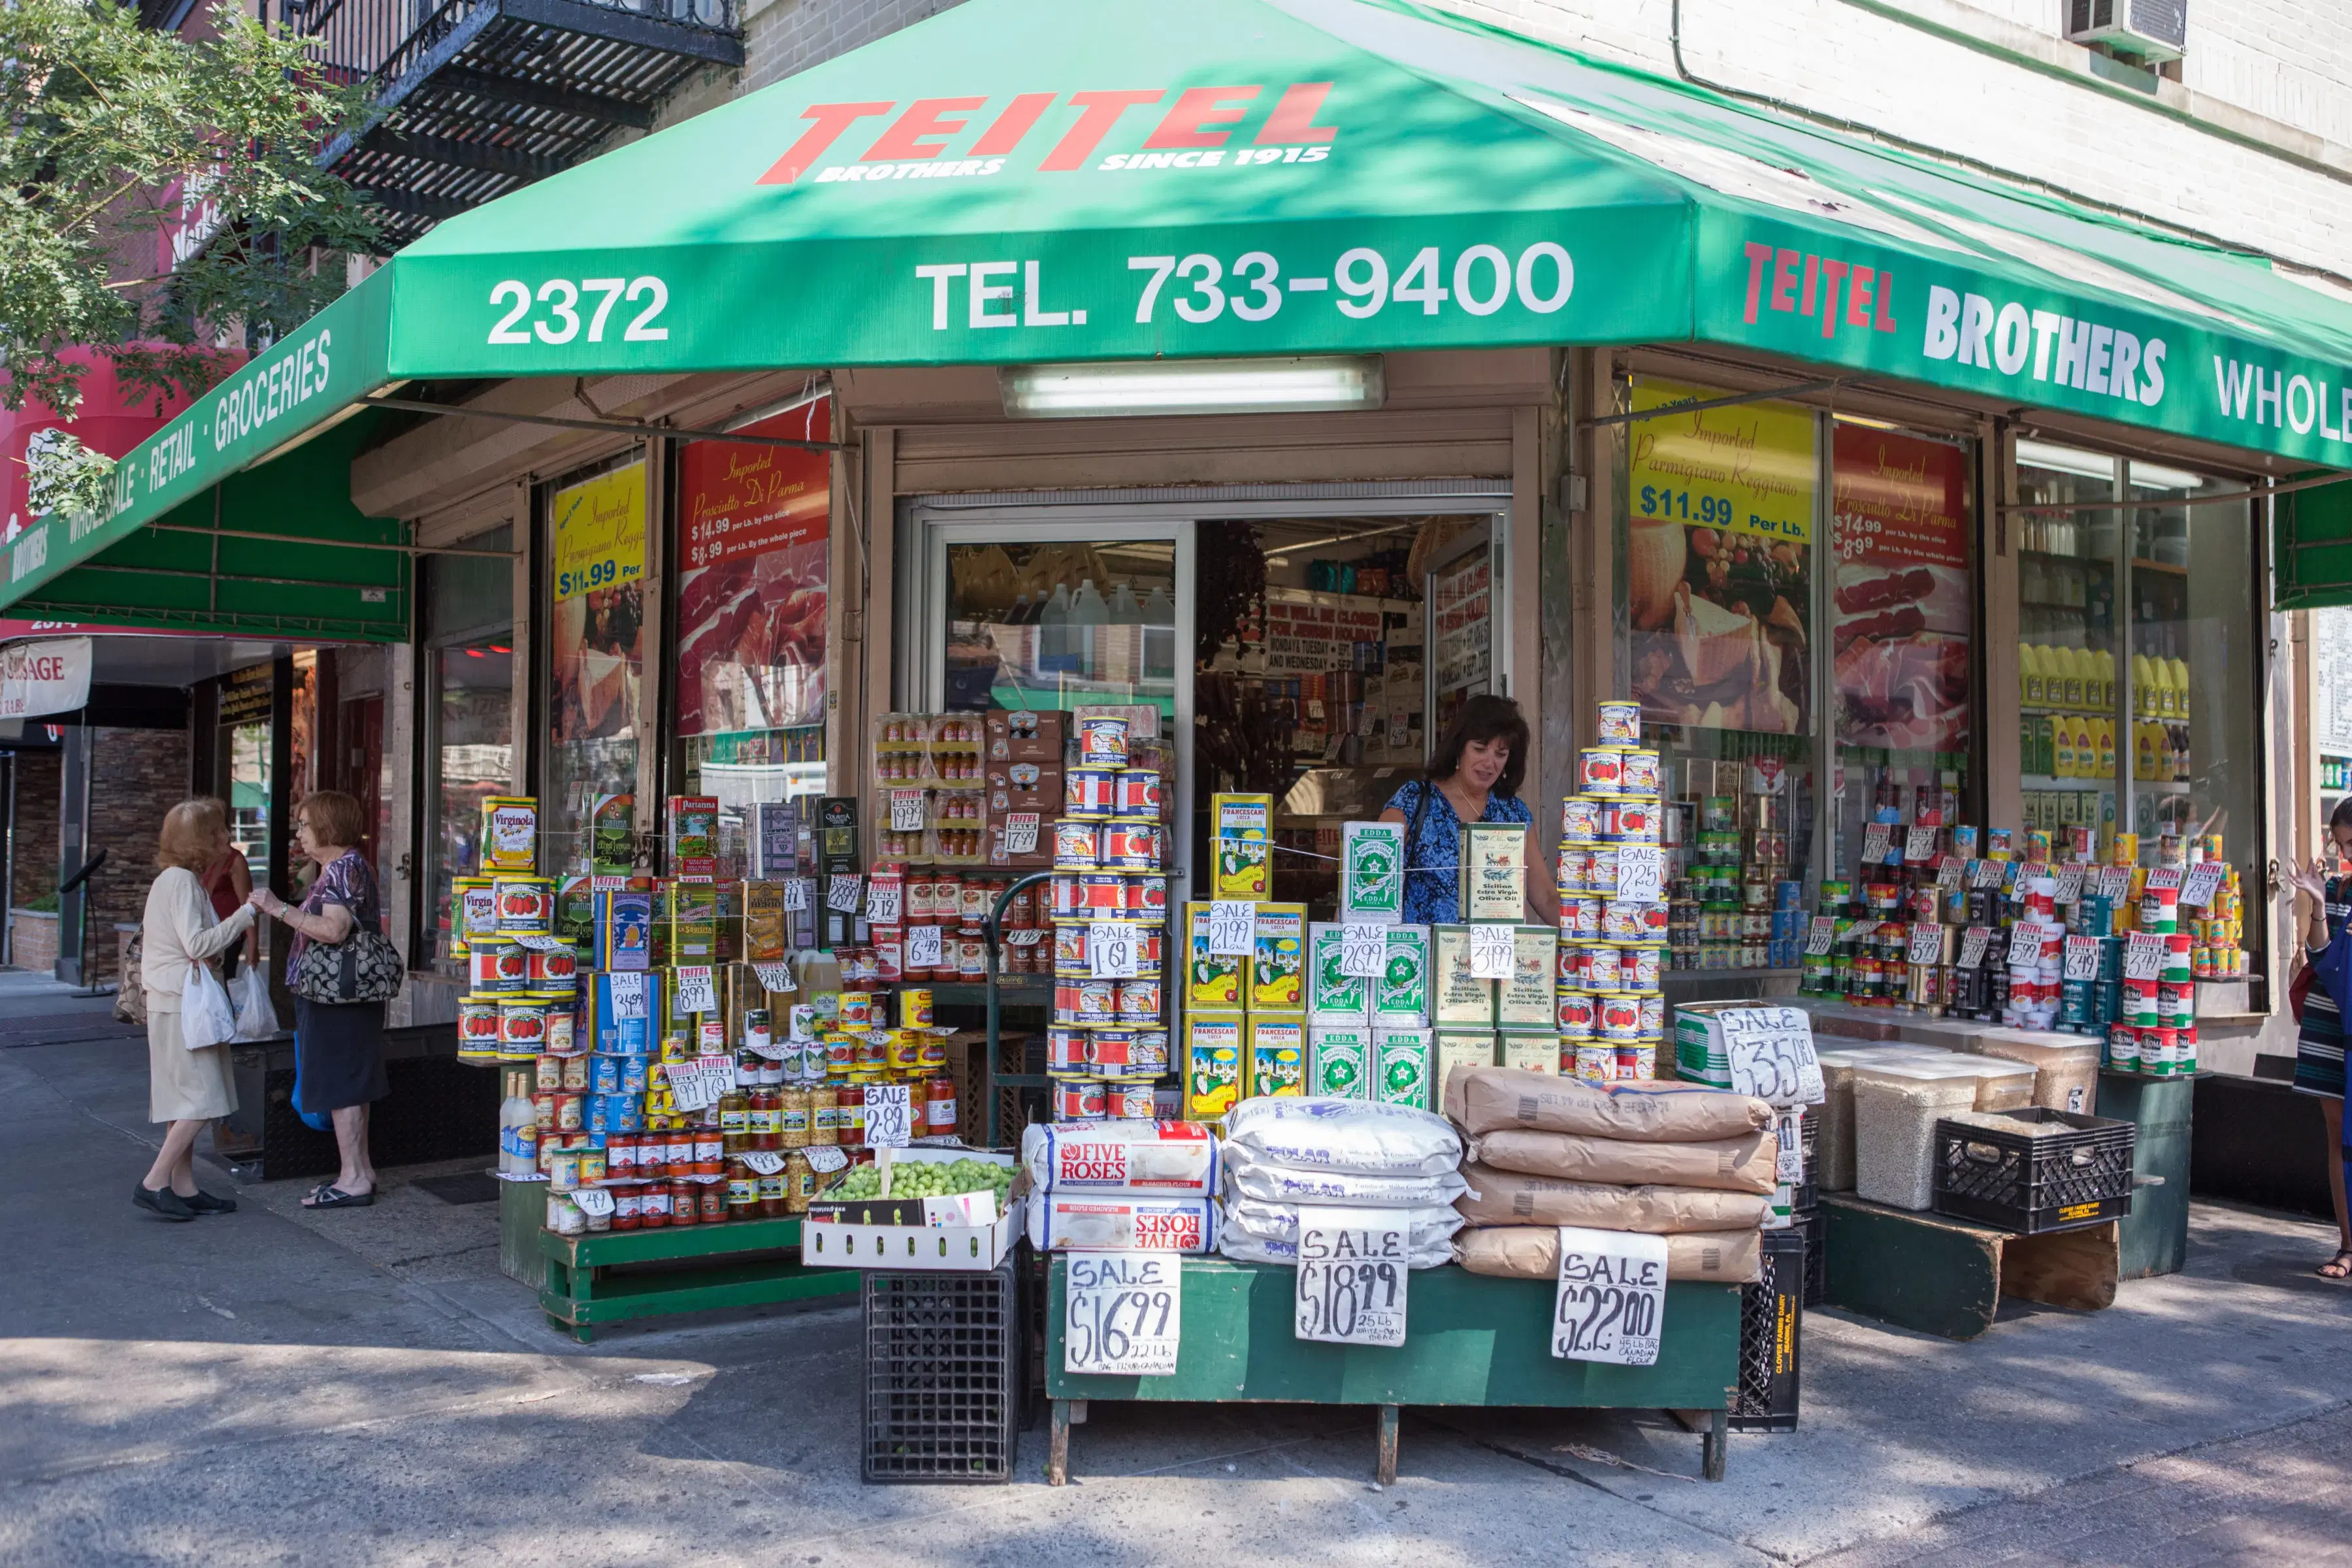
538 1214 858 1343
1821 1193 2118 1341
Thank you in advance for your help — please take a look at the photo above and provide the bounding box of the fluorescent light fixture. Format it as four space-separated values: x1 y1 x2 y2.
2016 438 2117 481
2128 459 2208 492
1001 356 1384 419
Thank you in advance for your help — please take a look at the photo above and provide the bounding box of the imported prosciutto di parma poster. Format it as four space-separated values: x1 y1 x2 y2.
675 400 830 736
1831 425 1971 754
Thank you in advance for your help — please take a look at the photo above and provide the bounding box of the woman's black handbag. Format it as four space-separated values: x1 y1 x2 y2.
291 922 405 1004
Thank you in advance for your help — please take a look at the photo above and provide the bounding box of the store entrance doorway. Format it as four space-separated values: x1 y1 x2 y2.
903 490 1509 919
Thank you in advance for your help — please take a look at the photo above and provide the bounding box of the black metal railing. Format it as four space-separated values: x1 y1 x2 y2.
269 0 738 93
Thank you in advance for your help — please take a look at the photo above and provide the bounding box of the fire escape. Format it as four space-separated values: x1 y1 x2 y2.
274 0 744 246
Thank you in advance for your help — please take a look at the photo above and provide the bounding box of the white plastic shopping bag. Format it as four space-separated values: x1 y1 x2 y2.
231 966 278 1041
181 963 237 1050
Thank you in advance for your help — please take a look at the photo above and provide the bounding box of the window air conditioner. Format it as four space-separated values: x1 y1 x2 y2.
2065 0 2187 62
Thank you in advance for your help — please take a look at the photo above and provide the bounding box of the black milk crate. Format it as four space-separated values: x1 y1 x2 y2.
862 1258 1024 1483
1931 1109 2136 1235
1730 1226 1804 1433
1799 1206 1825 1308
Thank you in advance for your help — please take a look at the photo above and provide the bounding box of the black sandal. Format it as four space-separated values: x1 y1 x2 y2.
303 1184 373 1209
2320 1249 2352 1280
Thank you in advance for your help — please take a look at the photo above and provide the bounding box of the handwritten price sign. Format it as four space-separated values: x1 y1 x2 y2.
1089 921 1140 979
1614 844 1665 902
1550 1226 1666 1366
672 965 717 1016
1205 900 1256 957
826 874 863 913
1066 1254 1182 1376
1717 1005 1823 1105
1295 1209 1408 1347
1468 924 1516 979
1338 923 1388 978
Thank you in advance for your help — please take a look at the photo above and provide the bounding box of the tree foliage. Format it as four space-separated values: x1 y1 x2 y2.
0 0 380 419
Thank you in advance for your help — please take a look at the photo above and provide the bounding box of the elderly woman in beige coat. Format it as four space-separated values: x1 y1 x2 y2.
137 798 260 1221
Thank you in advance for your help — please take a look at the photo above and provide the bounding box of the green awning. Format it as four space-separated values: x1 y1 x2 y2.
11 0 2352 613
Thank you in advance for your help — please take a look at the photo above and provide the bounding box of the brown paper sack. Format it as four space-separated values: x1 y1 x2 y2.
1454 1163 1774 1232
1467 1128 1778 1194
1454 1224 1763 1284
1446 1064 1770 1142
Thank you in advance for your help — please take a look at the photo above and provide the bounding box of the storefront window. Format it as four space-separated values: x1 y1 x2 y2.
2127 461 2259 881
676 402 832 873
2014 440 2121 857
1621 379 1817 962
545 457 645 875
421 526 514 970
1830 419 1974 881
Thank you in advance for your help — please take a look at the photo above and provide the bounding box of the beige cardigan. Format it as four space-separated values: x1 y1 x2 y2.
141 866 257 1015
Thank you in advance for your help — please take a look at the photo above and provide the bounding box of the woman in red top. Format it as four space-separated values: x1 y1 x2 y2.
195 798 258 979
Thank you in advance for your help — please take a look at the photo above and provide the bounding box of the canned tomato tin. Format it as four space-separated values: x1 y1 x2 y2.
1053 820 1101 868
1556 942 1587 987
1574 1044 1616 1084
1639 995 1666 1037
900 988 934 1028
470 938 527 994
1565 896 1603 940
1065 768 1119 819
1619 945 1664 992
1105 1081 1157 1119
528 944 578 992
457 996 503 1053
1596 992 1642 1040
1053 923 1092 975
837 990 873 1028
1054 979 1119 1026
1049 873 1086 921
1557 990 1598 1036
1114 768 1162 819
1076 714 1130 768
1577 747 1624 796
1074 874 1128 915
493 875 553 935
1612 747 1662 796
1115 979 1164 1024
1616 1044 1656 1082
1130 873 1169 917
1595 700 1642 746
1602 802 1659 843
1047 1027 1092 1073
499 999 548 1054
1588 845 1619 896
1556 845 1593 896
1560 796 1603 841
1052 1077 1109 1121
1102 823 1162 870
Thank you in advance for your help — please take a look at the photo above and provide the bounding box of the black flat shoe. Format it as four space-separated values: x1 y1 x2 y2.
133 1182 195 1222
180 1189 237 1215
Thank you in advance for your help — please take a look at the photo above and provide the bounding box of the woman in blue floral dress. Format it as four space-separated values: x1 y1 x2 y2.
1378 694 1556 926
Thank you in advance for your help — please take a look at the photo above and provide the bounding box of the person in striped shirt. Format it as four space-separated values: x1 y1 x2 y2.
2289 798 2352 1278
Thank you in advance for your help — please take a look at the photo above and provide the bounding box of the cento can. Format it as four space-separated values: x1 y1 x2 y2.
1052 1078 1108 1121
1612 747 1662 796
1102 823 1162 870
1576 747 1624 796
1075 714 1130 768
1114 769 1162 819
1053 820 1101 868
1065 769 1119 819
1105 1081 1157 1119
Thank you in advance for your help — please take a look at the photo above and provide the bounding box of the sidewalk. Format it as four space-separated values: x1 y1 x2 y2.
6 1021 2351 1565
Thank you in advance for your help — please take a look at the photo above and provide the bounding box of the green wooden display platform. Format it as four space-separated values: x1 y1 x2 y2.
1045 1257 1743 1485
1821 1193 2118 1341
537 1213 857 1343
